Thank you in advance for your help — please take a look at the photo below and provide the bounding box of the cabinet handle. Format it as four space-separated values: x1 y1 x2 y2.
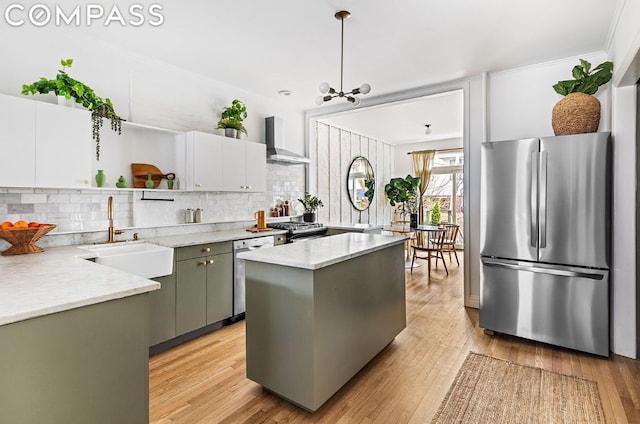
196 183 202 188
246 185 251 189
198 261 208 266
83 179 89 185
208 259 215 264
202 247 211 253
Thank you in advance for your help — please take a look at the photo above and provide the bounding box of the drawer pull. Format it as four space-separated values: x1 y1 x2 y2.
202 247 211 253
208 259 215 264
198 261 208 266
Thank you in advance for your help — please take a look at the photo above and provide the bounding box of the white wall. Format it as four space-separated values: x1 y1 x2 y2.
607 0 640 359
0 27 305 150
488 52 611 141
312 122 394 226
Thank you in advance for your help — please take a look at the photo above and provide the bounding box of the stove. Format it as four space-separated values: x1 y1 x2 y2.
267 222 328 242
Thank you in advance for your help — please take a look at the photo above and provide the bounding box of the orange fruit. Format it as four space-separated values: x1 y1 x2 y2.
28 221 39 228
13 220 28 228
0 221 13 229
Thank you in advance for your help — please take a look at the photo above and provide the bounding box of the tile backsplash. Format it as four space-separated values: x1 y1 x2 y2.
0 163 305 248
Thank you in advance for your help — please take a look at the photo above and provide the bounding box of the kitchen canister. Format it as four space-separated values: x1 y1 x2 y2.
194 208 203 223
185 208 194 223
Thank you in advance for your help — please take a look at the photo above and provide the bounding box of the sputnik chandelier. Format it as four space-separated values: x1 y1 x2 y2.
316 10 371 106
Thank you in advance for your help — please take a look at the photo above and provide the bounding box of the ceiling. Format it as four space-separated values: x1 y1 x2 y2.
74 0 619 143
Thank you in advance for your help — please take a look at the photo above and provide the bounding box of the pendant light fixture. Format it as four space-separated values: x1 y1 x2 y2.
316 10 371 107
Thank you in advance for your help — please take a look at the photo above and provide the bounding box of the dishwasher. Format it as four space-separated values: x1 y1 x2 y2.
232 235 275 321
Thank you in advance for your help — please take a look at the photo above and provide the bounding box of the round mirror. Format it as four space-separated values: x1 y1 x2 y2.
347 156 375 211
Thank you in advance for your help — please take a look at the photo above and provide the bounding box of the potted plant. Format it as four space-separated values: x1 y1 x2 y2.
430 202 441 225
216 99 247 139
21 58 122 161
384 175 420 228
551 59 613 135
298 193 324 222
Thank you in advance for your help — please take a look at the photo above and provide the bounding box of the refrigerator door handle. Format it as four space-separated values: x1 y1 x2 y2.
482 259 604 280
530 152 539 248
539 151 548 248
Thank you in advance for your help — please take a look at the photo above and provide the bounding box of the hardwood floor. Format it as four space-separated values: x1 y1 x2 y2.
149 252 640 423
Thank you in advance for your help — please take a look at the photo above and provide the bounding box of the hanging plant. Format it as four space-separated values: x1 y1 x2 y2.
22 58 123 160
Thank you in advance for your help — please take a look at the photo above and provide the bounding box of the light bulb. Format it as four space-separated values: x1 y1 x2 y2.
352 96 361 107
425 124 432 135
359 83 371 95
315 96 325 106
319 82 330 94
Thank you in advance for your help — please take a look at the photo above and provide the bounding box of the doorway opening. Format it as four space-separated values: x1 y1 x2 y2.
306 82 471 305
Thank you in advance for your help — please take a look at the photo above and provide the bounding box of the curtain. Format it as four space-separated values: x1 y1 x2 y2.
412 150 435 224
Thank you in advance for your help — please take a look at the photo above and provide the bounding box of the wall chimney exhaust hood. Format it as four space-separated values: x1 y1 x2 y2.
265 116 310 164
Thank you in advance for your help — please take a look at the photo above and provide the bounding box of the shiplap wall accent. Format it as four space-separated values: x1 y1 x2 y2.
314 122 394 226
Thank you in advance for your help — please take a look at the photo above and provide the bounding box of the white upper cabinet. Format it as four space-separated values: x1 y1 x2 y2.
34 102 92 188
222 138 266 192
186 131 223 191
0 94 36 187
244 141 266 192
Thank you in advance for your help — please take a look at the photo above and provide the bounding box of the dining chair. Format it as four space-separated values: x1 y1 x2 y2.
434 223 460 267
410 228 448 274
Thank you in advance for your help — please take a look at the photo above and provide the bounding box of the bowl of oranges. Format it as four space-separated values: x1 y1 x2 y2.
0 221 56 255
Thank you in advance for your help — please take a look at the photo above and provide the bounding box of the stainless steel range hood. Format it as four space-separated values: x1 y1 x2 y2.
265 116 310 164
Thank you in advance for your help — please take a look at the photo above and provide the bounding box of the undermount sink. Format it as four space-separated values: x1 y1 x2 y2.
83 242 174 279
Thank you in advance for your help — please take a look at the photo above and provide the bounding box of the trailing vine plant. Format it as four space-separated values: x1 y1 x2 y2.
22 58 122 160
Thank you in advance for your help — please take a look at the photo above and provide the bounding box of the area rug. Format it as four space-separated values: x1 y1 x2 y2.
431 352 605 423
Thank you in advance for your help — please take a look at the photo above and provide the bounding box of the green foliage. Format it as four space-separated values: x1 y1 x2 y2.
384 175 420 206
297 193 324 213
216 99 248 135
430 202 441 225
21 58 122 160
364 179 375 204
552 59 613 96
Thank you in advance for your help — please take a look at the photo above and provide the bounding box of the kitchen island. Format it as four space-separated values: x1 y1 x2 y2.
237 232 407 412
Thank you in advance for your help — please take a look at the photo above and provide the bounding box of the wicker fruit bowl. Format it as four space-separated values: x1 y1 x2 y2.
0 224 56 255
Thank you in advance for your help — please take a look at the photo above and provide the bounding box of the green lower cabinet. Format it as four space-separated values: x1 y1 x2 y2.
206 252 233 324
149 272 176 346
175 242 233 337
176 257 208 335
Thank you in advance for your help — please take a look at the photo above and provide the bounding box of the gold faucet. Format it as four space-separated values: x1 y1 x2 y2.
107 195 124 243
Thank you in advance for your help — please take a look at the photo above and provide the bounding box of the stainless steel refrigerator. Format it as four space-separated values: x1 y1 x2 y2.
480 132 611 356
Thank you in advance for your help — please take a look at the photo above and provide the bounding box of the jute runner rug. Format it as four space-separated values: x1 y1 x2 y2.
431 352 605 423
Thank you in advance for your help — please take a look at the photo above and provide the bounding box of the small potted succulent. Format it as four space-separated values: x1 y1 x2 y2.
216 98 247 138
551 59 613 135
298 193 324 222
21 58 122 161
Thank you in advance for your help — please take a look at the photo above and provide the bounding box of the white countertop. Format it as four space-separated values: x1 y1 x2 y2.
0 228 288 327
0 245 160 326
237 233 408 270
325 222 383 231
148 228 287 248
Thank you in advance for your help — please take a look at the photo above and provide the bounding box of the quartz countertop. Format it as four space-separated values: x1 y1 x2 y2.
147 228 287 248
0 245 160 326
325 222 384 231
0 227 288 326
237 232 407 270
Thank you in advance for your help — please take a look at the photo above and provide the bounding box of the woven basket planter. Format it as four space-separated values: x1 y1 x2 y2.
552 92 601 135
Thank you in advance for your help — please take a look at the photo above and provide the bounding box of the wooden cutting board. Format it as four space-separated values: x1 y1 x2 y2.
131 163 171 188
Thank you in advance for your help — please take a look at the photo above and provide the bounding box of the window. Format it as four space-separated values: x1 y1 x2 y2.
423 149 463 247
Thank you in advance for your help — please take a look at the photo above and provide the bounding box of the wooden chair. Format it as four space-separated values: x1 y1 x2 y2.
434 224 460 267
410 228 448 274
